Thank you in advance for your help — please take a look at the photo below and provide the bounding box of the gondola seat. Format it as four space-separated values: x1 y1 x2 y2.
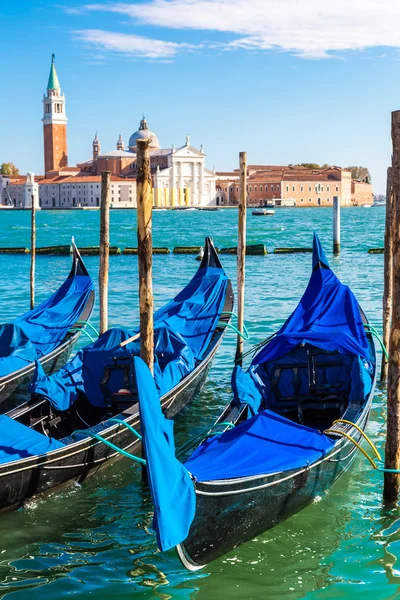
30 325 196 412
251 346 360 424
0 415 64 465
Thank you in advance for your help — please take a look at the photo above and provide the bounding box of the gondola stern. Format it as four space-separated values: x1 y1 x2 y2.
69 238 90 278
199 237 222 270
312 232 330 272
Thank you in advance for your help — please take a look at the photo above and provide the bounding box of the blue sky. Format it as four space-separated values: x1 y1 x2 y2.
1 1 400 192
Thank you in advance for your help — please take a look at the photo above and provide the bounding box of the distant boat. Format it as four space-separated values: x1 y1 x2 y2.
362 205 372 209
198 207 220 212
252 209 275 216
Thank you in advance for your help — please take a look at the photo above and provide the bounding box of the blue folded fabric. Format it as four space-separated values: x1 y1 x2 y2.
0 415 64 465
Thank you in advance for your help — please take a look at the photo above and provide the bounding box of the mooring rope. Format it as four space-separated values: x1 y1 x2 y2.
218 311 250 340
324 418 400 473
72 428 146 465
363 323 389 360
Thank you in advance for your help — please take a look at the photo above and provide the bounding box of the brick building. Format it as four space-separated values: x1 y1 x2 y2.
42 55 68 174
216 165 373 207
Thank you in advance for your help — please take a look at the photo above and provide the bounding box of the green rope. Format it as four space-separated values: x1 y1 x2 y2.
219 320 250 340
72 429 146 465
376 465 400 473
364 323 389 360
75 320 100 338
69 328 95 343
218 311 250 340
108 418 142 440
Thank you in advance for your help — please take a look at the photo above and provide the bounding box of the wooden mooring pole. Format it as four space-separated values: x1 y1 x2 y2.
381 166 393 381
333 196 340 255
235 151 247 367
30 195 36 309
99 171 111 335
136 139 154 374
384 111 400 503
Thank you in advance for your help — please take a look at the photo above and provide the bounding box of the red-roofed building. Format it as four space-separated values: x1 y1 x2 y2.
216 165 373 207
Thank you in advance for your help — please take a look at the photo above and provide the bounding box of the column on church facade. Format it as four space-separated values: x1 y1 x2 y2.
192 162 197 206
171 156 176 195
179 162 185 206
199 161 204 205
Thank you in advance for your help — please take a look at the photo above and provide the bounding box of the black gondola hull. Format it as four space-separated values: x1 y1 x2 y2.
0 331 85 407
0 245 95 408
0 322 226 512
177 405 372 569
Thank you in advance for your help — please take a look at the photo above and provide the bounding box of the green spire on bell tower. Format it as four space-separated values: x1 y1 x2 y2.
47 54 60 91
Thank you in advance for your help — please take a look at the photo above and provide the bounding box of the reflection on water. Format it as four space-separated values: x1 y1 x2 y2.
0 207 394 599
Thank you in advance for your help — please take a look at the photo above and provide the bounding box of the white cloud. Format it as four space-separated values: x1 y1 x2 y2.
82 0 400 58
74 29 199 58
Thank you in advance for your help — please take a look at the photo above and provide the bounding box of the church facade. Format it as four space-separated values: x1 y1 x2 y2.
38 56 218 207
79 119 217 207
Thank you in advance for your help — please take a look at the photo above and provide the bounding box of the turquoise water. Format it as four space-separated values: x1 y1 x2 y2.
0 207 394 599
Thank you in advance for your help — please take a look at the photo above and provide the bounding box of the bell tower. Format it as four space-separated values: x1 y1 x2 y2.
42 54 68 174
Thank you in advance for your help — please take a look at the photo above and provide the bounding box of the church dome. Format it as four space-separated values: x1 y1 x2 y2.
128 117 160 152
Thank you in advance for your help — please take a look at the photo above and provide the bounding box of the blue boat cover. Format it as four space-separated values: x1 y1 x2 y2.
231 365 263 416
30 325 196 410
185 409 335 482
30 263 227 410
253 233 370 367
134 357 196 552
151 265 228 361
0 267 94 379
0 415 64 465
0 323 37 379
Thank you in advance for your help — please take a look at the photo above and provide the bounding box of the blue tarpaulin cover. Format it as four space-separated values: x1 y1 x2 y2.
150 265 228 361
134 357 196 552
253 233 370 367
30 263 227 410
0 267 94 379
231 365 263 416
185 409 335 481
0 415 64 465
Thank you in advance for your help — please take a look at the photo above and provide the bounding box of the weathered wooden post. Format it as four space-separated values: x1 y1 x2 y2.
99 171 111 334
30 195 36 309
384 110 400 503
136 139 154 374
381 167 393 381
333 196 340 255
235 152 247 366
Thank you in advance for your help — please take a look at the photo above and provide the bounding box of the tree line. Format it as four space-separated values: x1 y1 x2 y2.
294 163 371 182
0 163 20 176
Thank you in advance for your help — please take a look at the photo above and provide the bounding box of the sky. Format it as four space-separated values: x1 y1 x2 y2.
2 1 400 193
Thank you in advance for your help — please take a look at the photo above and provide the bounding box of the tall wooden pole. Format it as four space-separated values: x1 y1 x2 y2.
333 196 341 255
381 166 393 381
30 195 36 310
136 139 154 374
99 171 111 335
384 110 400 503
235 151 247 366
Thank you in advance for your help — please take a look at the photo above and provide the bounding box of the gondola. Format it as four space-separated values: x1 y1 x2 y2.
0 242 95 408
136 233 377 569
0 238 233 513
